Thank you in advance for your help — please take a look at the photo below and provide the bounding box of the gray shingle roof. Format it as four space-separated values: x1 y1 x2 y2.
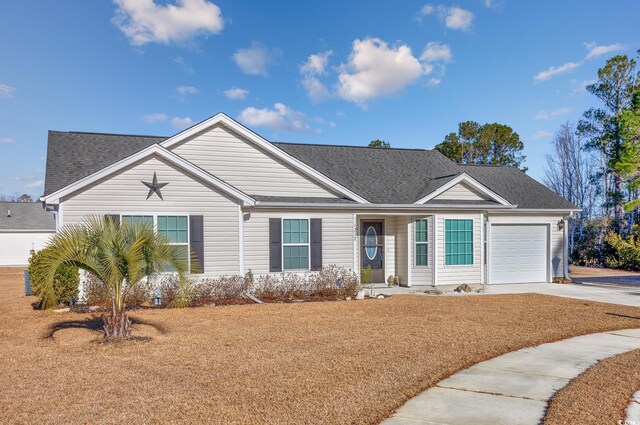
44 131 162 196
43 131 577 210
251 195 356 204
0 202 55 231
274 143 461 204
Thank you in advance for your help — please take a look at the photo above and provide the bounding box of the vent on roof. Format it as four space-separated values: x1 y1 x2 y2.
6 209 10 217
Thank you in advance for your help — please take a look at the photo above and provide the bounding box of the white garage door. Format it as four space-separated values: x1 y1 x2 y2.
490 225 547 284
0 232 54 266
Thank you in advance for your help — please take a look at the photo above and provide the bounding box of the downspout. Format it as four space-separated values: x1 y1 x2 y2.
563 213 570 281
483 211 489 289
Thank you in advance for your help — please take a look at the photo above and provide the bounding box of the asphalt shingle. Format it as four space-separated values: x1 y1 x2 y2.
0 202 55 231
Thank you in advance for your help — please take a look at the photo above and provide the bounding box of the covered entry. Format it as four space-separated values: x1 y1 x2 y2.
490 224 548 284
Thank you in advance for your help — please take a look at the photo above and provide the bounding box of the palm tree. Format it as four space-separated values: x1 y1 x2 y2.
37 216 188 339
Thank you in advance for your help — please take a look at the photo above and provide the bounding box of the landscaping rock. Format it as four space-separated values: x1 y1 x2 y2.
454 284 473 293
88 305 101 312
346 297 352 301
424 289 443 295
355 290 365 300
53 307 70 313
377 294 385 299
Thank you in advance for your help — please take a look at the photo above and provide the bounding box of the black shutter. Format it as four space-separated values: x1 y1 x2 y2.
104 215 120 225
269 218 282 272
189 215 204 274
310 219 322 271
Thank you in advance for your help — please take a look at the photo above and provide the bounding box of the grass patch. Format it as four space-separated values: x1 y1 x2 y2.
1 267 640 424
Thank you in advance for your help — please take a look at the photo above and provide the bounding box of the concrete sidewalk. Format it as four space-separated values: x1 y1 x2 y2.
382 328 640 425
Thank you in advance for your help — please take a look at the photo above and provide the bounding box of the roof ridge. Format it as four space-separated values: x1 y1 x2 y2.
274 141 435 152
54 130 167 139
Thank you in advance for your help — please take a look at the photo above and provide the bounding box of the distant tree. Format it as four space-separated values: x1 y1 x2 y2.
544 122 599 252
435 121 526 171
0 193 34 202
578 52 640 231
368 139 390 148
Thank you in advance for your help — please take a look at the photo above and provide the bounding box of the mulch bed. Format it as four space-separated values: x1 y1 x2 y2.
544 348 640 425
2 267 640 424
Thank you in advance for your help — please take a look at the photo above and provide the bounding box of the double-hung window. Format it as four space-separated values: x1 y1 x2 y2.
444 219 473 266
121 215 189 272
415 219 428 266
282 218 309 270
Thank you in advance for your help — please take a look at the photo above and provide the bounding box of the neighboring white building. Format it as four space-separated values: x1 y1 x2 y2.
0 202 55 266
40 113 579 287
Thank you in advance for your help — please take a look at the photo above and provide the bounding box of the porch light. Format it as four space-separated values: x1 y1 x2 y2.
557 220 564 231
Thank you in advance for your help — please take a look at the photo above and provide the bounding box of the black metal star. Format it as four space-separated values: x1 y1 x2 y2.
141 172 169 200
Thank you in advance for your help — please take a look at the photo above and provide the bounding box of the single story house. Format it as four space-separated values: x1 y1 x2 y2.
40 113 578 287
0 201 55 266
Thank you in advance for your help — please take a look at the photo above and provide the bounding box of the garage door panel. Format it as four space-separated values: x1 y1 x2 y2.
490 225 547 284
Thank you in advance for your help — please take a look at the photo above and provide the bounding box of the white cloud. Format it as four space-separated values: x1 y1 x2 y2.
112 0 224 46
443 6 474 31
0 137 14 144
299 50 334 103
170 117 194 129
223 87 249 100
531 131 552 140
535 107 572 120
0 83 16 98
418 5 473 31
232 43 274 76
142 113 192 128
337 38 428 107
573 78 597 93
302 77 332 103
534 62 580 82
25 180 44 189
143 112 169 122
175 85 198 97
483 0 494 7
420 42 452 63
300 50 333 75
584 42 626 60
238 103 313 133
173 56 194 74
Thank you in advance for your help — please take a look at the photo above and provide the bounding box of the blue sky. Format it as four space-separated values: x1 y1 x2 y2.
0 0 638 198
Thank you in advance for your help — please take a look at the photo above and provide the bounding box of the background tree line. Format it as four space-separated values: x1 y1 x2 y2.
544 51 640 270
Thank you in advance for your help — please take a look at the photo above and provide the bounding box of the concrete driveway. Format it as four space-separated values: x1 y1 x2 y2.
485 281 640 308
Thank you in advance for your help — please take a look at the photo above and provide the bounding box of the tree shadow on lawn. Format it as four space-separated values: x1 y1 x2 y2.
44 315 168 342
606 312 640 320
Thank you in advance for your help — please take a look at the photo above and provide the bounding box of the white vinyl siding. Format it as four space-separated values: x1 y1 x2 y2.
433 182 490 201
60 155 240 277
170 125 339 198
435 214 482 285
0 232 54 266
244 209 354 275
394 216 408 284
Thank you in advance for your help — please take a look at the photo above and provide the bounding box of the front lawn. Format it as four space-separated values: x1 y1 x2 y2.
2 267 640 424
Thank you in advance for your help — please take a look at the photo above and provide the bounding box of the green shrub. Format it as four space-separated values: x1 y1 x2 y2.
603 232 640 271
28 249 79 308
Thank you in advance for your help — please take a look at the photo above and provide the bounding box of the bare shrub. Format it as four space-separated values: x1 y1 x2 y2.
125 279 155 306
193 275 251 304
83 273 108 306
307 265 361 297
158 274 195 308
253 273 305 298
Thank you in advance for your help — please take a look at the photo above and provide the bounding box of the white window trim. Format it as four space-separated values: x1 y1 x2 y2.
443 218 474 267
281 218 311 272
414 218 429 268
120 213 191 273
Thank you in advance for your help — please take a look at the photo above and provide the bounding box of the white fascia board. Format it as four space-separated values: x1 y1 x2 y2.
414 173 512 206
41 144 255 207
252 202 517 210
159 113 369 204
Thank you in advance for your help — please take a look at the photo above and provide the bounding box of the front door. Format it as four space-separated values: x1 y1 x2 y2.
361 221 384 283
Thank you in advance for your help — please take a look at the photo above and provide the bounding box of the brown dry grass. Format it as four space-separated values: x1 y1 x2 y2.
571 265 640 278
544 348 640 425
2 267 640 424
